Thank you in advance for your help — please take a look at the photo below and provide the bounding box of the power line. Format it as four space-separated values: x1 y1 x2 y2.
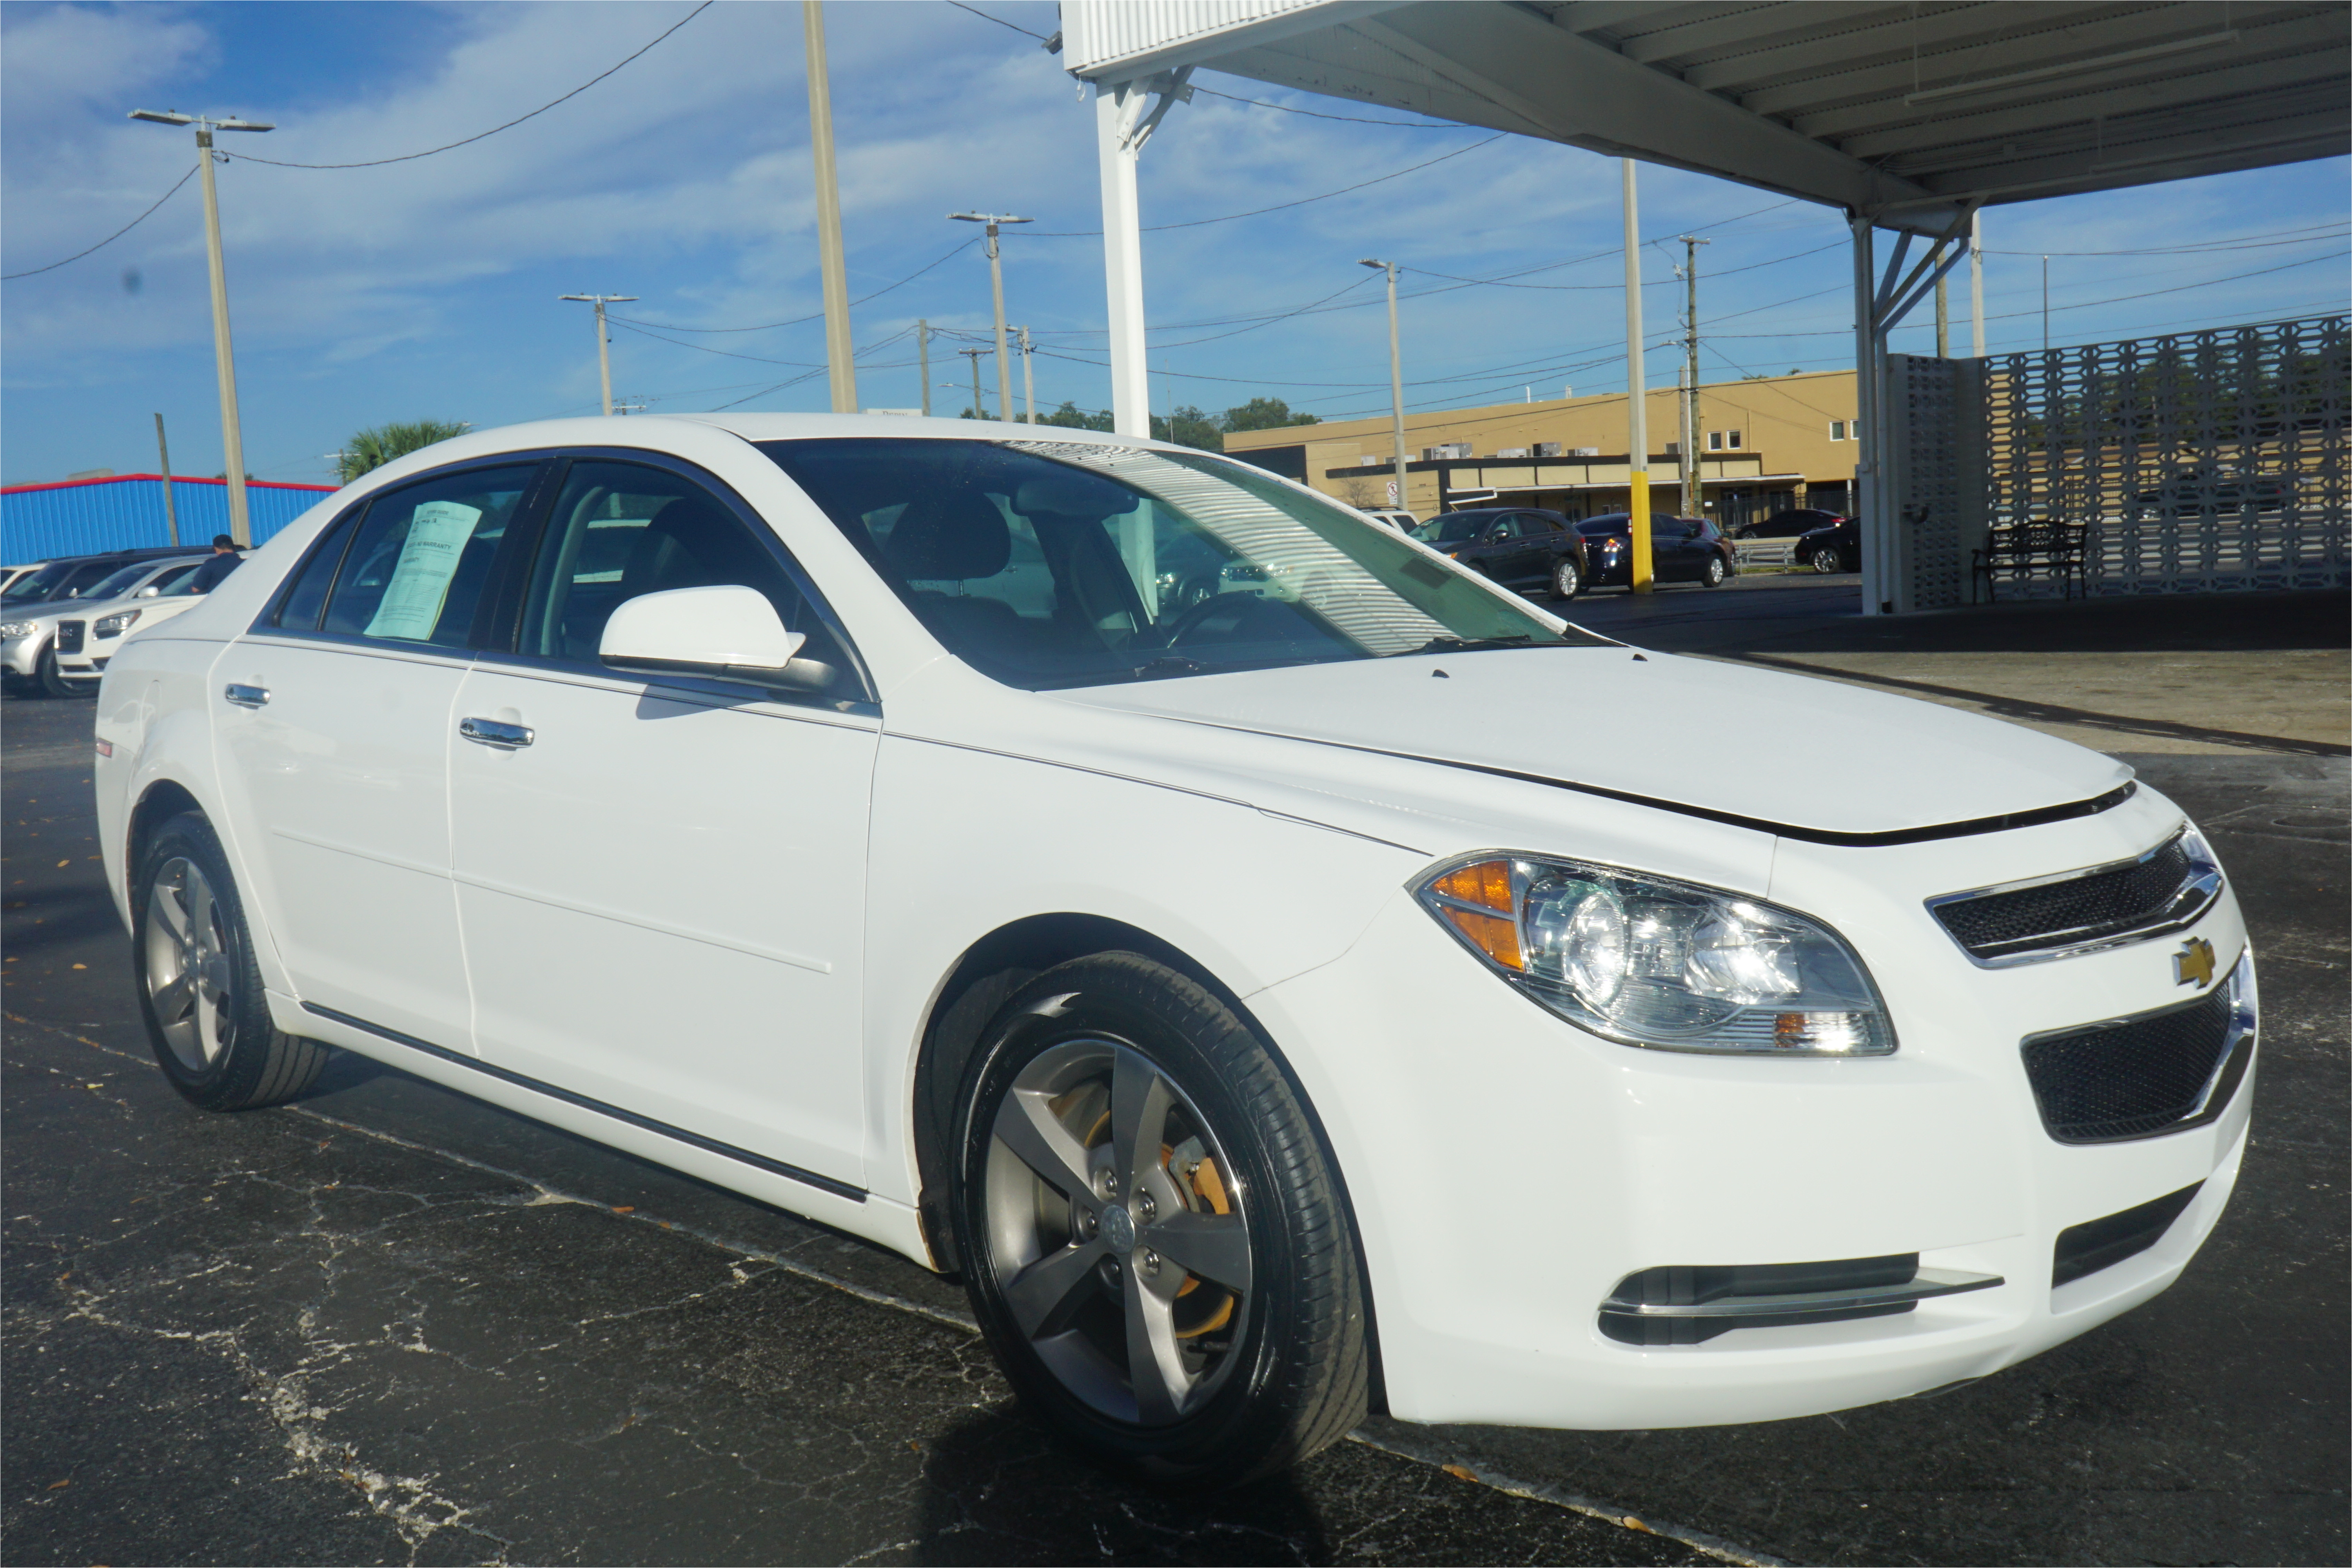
609 238 977 334
1983 221 2349 257
1189 85 1467 128
3 163 197 280
944 1 1048 41
230 2 713 169
1029 134 1507 236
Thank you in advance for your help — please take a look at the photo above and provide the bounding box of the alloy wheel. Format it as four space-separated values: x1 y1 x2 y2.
143 855 238 1071
982 1037 1253 1426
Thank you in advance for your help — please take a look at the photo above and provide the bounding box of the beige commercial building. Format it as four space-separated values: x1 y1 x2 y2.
1223 369 1861 528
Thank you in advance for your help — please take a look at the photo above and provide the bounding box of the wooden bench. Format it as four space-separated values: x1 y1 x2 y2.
1973 520 2087 603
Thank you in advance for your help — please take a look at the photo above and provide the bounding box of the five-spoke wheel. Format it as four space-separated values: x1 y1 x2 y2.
143 855 238 1072
955 953 1367 1486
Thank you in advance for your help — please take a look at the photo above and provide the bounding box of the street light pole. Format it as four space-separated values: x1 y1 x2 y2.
559 294 638 416
917 320 932 416
950 212 1031 422
1360 259 1407 515
130 109 272 544
802 1 857 412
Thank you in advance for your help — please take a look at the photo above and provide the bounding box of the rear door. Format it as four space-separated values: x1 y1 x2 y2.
213 461 543 1049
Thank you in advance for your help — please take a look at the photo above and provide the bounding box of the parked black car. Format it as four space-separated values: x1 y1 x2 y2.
1797 516 1861 573
1736 507 1848 540
1412 506 1591 598
1575 512 1736 588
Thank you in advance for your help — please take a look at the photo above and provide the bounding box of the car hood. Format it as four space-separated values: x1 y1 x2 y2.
1053 648 2131 842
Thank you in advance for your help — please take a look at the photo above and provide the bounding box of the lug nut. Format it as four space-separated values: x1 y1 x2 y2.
1137 1192 1156 1221
1142 1249 1161 1278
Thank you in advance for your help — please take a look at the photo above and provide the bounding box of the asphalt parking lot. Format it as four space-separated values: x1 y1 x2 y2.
5 589 2345 1567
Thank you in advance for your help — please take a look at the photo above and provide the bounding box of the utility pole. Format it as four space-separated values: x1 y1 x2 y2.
959 347 990 420
1675 234 1708 520
1019 325 1036 425
2042 255 2051 352
917 320 932 416
1360 259 1408 514
559 294 637 416
130 109 272 544
950 212 1031 422
1935 273 1950 358
802 1 857 412
1969 211 1986 358
1621 160 1653 592
154 413 180 546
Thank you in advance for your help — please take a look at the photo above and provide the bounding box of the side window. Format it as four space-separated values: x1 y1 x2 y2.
517 461 852 691
321 466 537 646
1488 515 1522 540
1517 512 1559 534
272 508 363 631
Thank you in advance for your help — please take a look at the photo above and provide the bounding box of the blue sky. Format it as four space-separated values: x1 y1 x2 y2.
4 0 2346 486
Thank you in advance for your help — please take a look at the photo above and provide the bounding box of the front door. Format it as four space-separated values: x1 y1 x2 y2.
214 462 541 1047
448 457 876 1187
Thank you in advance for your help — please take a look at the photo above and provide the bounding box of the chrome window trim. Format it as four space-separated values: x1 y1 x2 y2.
1924 824 2224 968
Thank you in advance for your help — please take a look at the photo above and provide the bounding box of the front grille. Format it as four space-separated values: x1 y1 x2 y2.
53 621 84 654
2053 1183 2203 1288
1929 829 2220 964
2021 968 2251 1144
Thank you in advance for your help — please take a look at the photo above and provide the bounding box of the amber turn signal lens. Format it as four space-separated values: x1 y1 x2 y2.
1443 907 1523 971
1433 859 1513 913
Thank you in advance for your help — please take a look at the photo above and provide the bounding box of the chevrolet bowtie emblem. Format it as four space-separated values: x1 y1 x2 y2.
2173 936 2217 989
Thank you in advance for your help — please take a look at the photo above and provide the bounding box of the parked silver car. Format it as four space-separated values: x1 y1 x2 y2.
2 554 208 697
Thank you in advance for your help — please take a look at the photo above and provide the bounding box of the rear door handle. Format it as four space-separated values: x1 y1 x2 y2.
224 683 269 708
459 716 534 750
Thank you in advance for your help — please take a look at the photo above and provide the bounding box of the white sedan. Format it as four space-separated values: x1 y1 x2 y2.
94 415 2255 1486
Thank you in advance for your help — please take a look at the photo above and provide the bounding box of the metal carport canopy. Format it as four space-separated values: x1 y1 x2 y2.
1059 0 2351 236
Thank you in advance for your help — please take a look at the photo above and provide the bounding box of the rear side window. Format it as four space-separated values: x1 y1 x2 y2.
320 466 537 646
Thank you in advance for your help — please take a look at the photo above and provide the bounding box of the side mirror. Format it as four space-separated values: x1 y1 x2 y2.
599 584 834 692
138 586 162 597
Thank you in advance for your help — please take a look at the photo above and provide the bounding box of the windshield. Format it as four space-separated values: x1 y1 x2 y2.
84 562 169 602
4 561 87 604
760 438 1601 690
1411 513 1491 544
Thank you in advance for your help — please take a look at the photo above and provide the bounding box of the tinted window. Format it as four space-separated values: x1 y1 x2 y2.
1517 512 1562 534
1412 512 1497 544
1576 516 1629 536
83 562 164 602
274 509 363 631
517 461 853 693
322 466 535 646
762 438 1601 691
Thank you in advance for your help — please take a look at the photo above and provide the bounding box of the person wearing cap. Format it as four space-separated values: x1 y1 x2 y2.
186 534 245 593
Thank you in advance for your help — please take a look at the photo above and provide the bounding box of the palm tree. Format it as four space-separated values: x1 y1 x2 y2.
337 420 470 483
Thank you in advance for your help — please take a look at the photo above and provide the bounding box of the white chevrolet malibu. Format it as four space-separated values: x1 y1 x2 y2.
95 416 2255 1485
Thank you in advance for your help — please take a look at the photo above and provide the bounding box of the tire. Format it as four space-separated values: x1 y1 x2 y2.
953 953 1367 1488
1809 546 1843 574
36 647 77 699
1550 556 1583 600
133 810 328 1111
1700 553 1729 588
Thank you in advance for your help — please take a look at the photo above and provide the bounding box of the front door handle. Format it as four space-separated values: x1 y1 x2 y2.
224 683 269 708
459 716 534 750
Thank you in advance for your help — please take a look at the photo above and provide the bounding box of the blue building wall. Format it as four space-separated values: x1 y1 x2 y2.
2 477 338 563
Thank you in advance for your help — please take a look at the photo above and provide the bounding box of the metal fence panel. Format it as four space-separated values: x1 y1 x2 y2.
2 477 336 563
1977 314 2348 601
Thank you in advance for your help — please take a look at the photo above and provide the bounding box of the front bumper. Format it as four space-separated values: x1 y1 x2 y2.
1248 786 2254 1430
0 630 46 679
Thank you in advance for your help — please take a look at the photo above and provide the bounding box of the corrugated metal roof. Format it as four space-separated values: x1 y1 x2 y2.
1061 1 2350 231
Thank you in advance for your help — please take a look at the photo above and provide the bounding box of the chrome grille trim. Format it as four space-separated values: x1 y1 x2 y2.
1925 826 2224 968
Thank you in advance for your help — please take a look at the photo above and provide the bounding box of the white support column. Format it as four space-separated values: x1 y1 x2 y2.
1852 212 1887 616
1096 84 1150 439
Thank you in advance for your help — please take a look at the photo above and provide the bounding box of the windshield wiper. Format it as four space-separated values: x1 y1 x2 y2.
1125 656 1209 681
1401 634 1535 656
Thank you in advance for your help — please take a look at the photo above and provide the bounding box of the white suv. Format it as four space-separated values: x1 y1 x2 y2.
93 415 2255 1485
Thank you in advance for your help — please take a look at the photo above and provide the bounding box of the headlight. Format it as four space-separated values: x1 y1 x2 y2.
94 609 141 637
0 621 34 638
1415 855 1895 1056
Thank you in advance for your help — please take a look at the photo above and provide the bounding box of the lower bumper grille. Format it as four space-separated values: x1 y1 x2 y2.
1600 1254 2002 1346
2053 1183 2204 1288
53 621 84 654
2021 954 2254 1144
